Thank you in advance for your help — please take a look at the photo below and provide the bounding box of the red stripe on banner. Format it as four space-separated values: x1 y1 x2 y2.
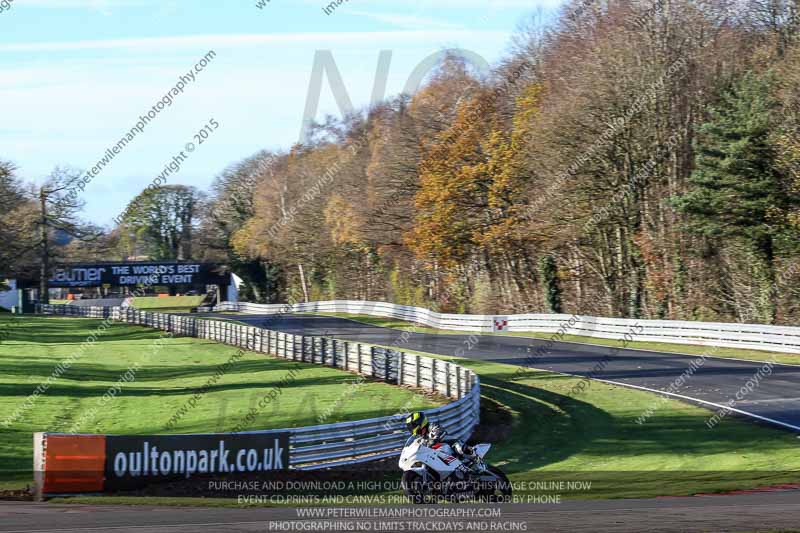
43 435 106 494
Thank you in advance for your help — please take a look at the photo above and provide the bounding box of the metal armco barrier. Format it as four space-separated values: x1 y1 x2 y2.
33 304 480 496
203 300 800 354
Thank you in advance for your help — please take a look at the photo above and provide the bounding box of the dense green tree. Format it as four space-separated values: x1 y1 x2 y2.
539 255 563 314
0 162 29 279
675 73 799 322
119 185 202 261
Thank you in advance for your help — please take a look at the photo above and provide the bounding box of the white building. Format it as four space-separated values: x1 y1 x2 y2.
0 280 19 311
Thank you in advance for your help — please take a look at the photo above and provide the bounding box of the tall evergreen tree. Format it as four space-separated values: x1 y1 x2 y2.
675 73 797 322
539 254 563 314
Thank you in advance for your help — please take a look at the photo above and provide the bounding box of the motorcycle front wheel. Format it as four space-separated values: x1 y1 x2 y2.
401 470 434 504
478 465 513 503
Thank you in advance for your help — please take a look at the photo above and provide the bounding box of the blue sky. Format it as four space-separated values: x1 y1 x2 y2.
0 0 561 226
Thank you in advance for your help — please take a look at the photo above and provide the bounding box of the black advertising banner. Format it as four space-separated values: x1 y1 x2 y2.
104 432 290 490
48 262 228 288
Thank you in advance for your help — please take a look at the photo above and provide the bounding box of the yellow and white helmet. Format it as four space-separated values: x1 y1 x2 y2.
405 411 429 436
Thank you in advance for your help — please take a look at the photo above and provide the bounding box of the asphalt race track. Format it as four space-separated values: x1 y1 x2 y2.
204 313 800 431
3 491 800 533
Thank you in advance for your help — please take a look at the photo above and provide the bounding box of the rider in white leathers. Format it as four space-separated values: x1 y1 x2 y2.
405 411 474 461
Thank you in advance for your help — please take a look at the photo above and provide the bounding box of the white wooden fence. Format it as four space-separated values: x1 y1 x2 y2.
203 300 800 354
35 304 480 470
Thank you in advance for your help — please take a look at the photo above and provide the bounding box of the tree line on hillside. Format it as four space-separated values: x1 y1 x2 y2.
210 0 800 325
2 0 799 324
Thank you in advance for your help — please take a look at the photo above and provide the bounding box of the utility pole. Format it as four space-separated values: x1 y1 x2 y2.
298 264 309 303
39 187 50 305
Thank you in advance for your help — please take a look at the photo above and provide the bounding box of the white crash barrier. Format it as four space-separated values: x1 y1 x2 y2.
202 300 800 354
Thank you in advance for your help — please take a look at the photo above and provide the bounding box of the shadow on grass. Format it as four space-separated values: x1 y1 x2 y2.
465 369 800 477
0 371 364 399
0 357 307 382
473 375 613 472
0 318 159 345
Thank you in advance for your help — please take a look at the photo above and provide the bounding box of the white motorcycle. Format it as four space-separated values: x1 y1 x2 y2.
398 435 512 503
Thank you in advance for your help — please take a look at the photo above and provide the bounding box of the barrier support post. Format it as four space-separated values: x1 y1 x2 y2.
33 432 45 501
398 352 404 385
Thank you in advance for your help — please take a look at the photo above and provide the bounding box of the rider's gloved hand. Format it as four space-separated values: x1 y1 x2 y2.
454 442 474 457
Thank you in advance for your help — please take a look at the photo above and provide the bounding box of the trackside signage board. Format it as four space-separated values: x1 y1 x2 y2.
105 433 289 490
40 432 289 494
47 262 228 288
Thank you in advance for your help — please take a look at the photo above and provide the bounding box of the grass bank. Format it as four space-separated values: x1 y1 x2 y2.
0 315 440 490
131 296 206 313
427 352 800 500
54 351 800 505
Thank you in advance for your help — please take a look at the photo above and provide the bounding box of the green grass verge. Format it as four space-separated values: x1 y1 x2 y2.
49 296 205 312
0 315 440 491
399 348 800 500
52 350 800 506
131 296 206 313
313 312 800 365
